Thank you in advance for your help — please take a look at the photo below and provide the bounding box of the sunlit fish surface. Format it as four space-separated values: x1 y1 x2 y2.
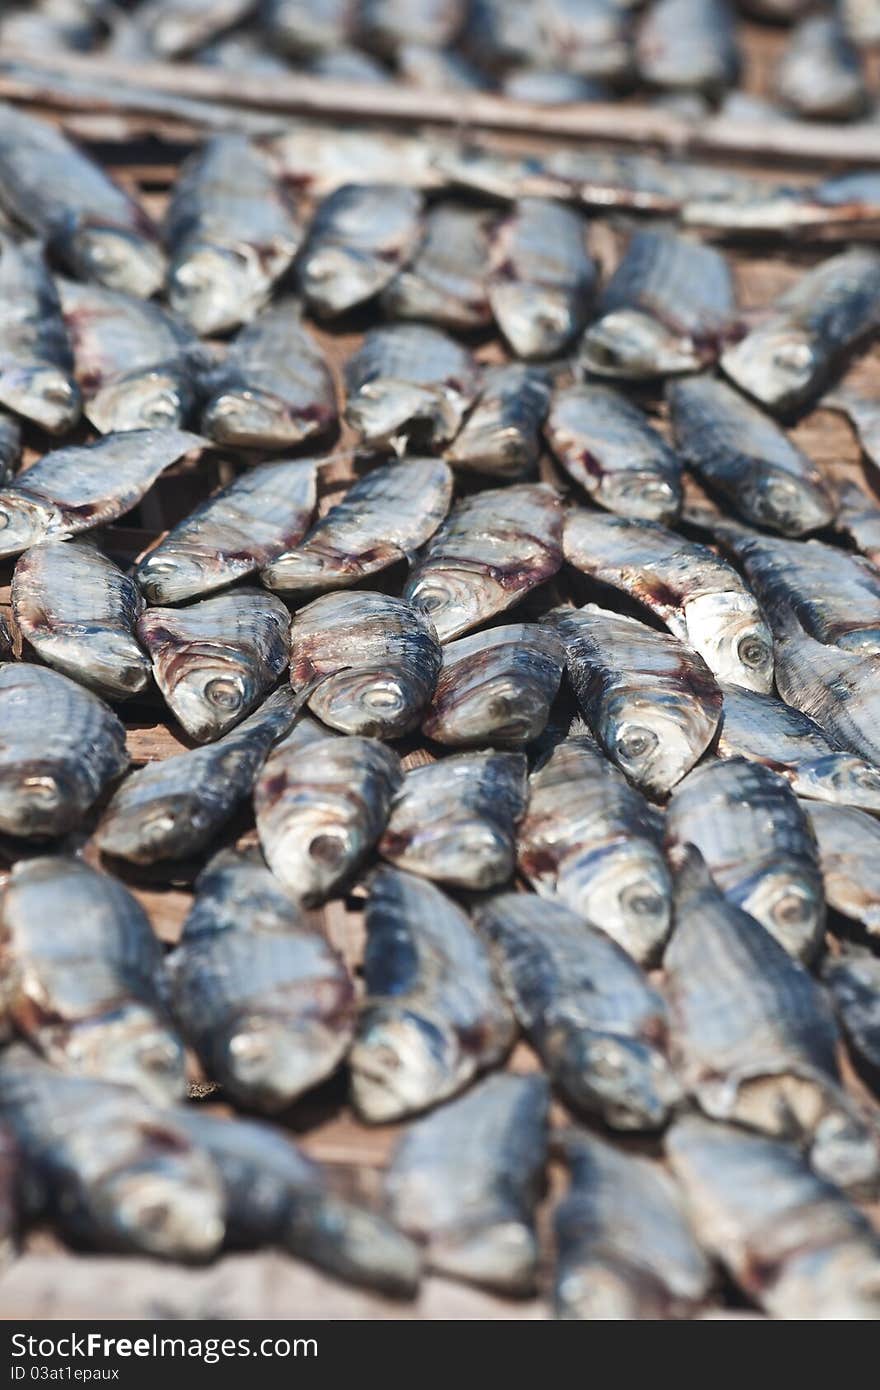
0 238 79 434
422 623 564 748
298 183 424 318
344 323 479 453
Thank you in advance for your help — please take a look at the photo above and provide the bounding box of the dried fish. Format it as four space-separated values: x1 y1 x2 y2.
667 1116 880 1320
502 67 608 103
12 539 149 701
404 483 563 642
164 134 304 336
422 623 564 748
266 123 442 197
360 0 467 54
778 15 867 121
549 604 722 796
579 230 737 379
196 32 294 73
823 387 880 471
464 0 542 70
478 894 680 1126
299 184 424 318
136 457 317 605
822 950 880 1084
381 201 493 330
487 198 596 360
308 44 390 80
836 480 880 568
545 383 682 523
200 300 336 449
263 0 354 53
637 0 739 95
136 0 256 56
0 857 184 1105
349 867 514 1121
445 365 551 479
538 0 632 80
0 102 164 298
0 429 203 561
378 750 527 890
668 376 836 535
290 590 441 737
262 457 452 596
385 1074 548 1294
138 588 290 742
0 238 79 434
0 664 127 838
555 1130 711 1319
773 615 880 766
564 509 774 691
0 1045 224 1260
683 170 880 241
800 800 880 937
95 687 297 865
0 411 21 484
344 323 479 453
721 248 880 415
255 716 402 902
397 43 486 90
516 733 671 963
165 849 355 1110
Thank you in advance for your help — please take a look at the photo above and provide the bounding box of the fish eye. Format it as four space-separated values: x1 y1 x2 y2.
772 890 810 925
773 340 813 375
22 775 59 803
737 634 770 669
204 677 243 711
308 833 347 866
620 882 665 919
135 1202 172 1235
362 681 404 713
412 584 448 613
616 725 658 761
0 508 10 530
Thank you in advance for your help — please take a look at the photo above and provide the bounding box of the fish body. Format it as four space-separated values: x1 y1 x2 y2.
446 365 551 479
545 383 682 522
538 0 632 80
385 1073 548 1294
359 0 467 54
381 201 493 330
135 0 255 55
822 951 880 1084
12 539 149 700
487 198 596 360
637 0 739 95
801 799 880 937
0 411 21 484
344 323 479 453
0 239 79 434
778 15 867 120
684 170 880 241
263 0 354 53
299 183 424 318
502 67 609 102
824 388 880 471
835 480 880 568
0 664 127 838
350 867 514 1121
773 619 880 766
397 42 486 90
266 124 442 197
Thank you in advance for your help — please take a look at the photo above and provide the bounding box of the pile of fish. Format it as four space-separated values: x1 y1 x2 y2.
1 95 880 1322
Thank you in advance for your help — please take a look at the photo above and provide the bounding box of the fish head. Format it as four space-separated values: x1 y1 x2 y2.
168 245 269 336
737 463 835 536
491 283 580 360
309 665 421 738
0 363 80 435
721 322 817 412
261 548 333 594
285 1196 422 1298
800 753 880 812
97 790 214 864
45 629 151 700
135 550 212 605
424 672 550 746
259 798 360 902
97 1139 225 1259
71 225 165 299
557 1257 665 1320
349 1006 460 1122
598 468 681 525
385 818 514 891
603 691 712 796
170 659 256 741
580 309 701 379
216 1009 351 1112
0 760 85 837
0 493 57 559
405 567 486 644
683 591 774 693
345 380 460 451
811 1106 880 1198
62 1011 186 1107
560 1030 683 1130
560 840 671 964
741 863 825 962
203 387 323 448
88 368 191 434
301 245 382 317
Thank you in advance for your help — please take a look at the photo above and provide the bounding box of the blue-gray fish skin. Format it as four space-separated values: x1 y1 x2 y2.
360 0 467 54
824 387 880 471
12 539 150 701
487 198 596 361
778 14 867 120
822 950 880 1086
0 238 79 434
555 1129 712 1320
502 66 609 102
385 1073 548 1295
0 1045 224 1261
772 615 880 767
537 0 632 80
378 749 528 890
668 375 835 535
0 664 128 839
263 0 355 54
0 857 185 1106
636 0 739 96
135 0 256 56
0 410 21 484
800 799 880 938
0 103 165 298
344 323 479 453
165 849 355 1112
381 200 493 330
94 686 298 865
665 757 826 962
299 183 424 318
477 894 681 1128
446 365 551 479
350 867 515 1122
170 1107 421 1296
517 733 671 963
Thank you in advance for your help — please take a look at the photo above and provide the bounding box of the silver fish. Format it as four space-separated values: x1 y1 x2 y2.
445 365 551 479
545 383 682 523
667 1116 880 1320
517 733 671 963
266 123 443 197
171 1108 420 1296
397 42 486 90
683 170 880 242
254 716 402 901
385 1073 548 1294
12 539 149 700
823 387 880 471
359 0 467 54
309 45 390 80
579 229 737 379
349 866 515 1121
195 32 294 73
262 0 354 53
801 799 880 937
378 749 528 890
57 277 202 434
555 1129 711 1320
0 239 79 434
290 590 441 738
135 0 256 56
822 949 880 1085
422 622 564 748
200 299 336 449
665 757 825 961
137 588 290 742
636 0 739 95
0 857 184 1105
165 134 303 336
298 183 424 318
549 603 722 796
478 894 681 1127
135 458 317 605
0 429 203 561
717 682 880 812
381 200 493 330
95 686 296 865
464 0 542 70
404 483 563 642
261 457 452 596
344 323 479 453
778 15 867 120
721 248 880 415
487 198 596 360
835 479 880 568
667 375 836 535
0 664 128 839
773 615 880 766
502 67 609 103
564 509 774 691
0 1045 223 1260
430 142 579 204
538 0 632 80
0 103 165 298
0 411 21 484
165 848 355 1110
